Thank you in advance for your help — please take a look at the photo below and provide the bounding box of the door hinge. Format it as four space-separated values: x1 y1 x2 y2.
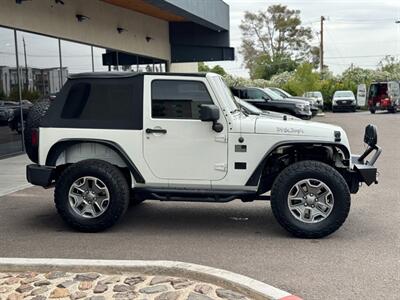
215 135 227 143
215 163 227 171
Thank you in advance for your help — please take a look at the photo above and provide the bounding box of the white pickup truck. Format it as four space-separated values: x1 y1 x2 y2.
25 72 381 238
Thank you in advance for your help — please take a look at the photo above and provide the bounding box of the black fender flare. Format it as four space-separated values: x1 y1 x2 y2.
45 138 145 183
246 141 351 187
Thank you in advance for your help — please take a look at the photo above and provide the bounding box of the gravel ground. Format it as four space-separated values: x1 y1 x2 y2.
0 271 249 300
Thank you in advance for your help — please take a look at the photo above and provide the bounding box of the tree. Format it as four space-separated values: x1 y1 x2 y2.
198 62 227 76
378 55 400 74
239 5 314 79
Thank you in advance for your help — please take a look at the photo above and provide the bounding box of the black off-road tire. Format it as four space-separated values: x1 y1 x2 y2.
24 101 50 163
55 159 130 232
270 160 351 239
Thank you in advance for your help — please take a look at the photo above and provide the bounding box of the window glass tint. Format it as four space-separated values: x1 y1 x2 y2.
246 89 264 99
151 80 213 119
62 80 135 121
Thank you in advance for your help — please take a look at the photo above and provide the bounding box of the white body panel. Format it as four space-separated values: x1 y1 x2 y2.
38 73 351 190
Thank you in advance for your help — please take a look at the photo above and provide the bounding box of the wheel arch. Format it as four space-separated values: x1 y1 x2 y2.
46 139 145 184
246 141 351 188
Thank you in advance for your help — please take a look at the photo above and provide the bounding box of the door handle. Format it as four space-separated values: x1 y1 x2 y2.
146 128 167 134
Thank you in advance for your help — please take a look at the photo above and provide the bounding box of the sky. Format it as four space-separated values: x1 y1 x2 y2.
210 0 400 77
0 0 399 78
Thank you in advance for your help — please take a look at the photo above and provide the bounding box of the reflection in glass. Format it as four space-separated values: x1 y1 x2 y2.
16 31 66 100
61 40 92 75
0 27 23 157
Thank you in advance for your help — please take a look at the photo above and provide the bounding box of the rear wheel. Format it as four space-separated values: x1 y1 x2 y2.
270 160 351 238
55 159 129 232
369 107 376 114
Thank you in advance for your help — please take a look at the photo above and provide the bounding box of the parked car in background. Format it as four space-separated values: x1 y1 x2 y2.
270 87 319 116
231 87 312 119
361 81 400 114
0 101 19 124
235 97 299 120
303 91 324 109
8 100 33 134
332 90 356 112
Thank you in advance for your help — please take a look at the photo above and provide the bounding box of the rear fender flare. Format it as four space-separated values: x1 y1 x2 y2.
45 139 145 183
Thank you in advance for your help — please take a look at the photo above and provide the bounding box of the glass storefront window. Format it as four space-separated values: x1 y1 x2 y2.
16 31 63 100
61 40 93 75
0 27 23 157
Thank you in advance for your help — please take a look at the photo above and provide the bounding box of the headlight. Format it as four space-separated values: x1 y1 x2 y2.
296 104 305 109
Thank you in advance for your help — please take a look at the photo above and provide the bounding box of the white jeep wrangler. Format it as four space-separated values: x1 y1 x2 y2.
25 72 381 238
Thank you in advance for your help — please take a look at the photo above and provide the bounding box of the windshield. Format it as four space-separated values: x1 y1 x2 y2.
305 92 322 98
211 76 240 112
273 88 291 98
335 91 354 98
264 88 285 100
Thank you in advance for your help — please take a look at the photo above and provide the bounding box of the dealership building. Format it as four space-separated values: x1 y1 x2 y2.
0 0 234 157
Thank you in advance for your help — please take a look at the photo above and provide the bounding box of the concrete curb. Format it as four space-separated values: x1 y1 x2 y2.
0 258 302 300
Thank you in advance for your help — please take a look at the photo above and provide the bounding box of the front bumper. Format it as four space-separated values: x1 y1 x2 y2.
351 144 382 186
26 164 55 187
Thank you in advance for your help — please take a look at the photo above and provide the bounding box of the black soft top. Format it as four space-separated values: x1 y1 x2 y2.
68 72 207 80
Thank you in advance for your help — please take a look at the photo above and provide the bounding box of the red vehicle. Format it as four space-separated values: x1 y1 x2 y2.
362 81 400 114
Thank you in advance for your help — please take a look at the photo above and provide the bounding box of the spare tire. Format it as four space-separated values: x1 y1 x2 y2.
24 101 50 163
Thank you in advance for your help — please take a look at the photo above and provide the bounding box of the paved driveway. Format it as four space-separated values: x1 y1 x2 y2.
0 112 399 300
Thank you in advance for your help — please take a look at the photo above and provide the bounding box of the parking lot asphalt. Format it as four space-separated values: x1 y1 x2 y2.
0 111 399 300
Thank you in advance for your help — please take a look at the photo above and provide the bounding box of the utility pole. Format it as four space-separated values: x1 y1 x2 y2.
23 37 28 91
320 16 325 78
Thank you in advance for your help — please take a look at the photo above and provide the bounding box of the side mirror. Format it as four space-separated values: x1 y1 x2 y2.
199 104 223 133
200 104 220 122
262 96 270 101
364 124 377 147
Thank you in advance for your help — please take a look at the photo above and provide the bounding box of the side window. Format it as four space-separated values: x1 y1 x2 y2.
246 89 264 100
151 80 213 119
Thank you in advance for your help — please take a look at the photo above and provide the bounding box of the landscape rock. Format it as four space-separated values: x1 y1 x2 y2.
74 273 100 281
194 284 212 295
139 285 169 294
15 284 33 293
215 289 246 300
31 296 47 300
78 281 92 291
155 291 182 300
3 277 19 285
6 293 23 300
0 287 11 294
124 276 146 286
187 292 214 300
34 280 51 287
70 291 87 300
150 277 173 285
49 287 70 298
57 280 75 288
112 292 137 299
31 286 49 296
93 283 108 293
86 296 105 300
45 271 67 280
171 278 193 289
113 285 132 293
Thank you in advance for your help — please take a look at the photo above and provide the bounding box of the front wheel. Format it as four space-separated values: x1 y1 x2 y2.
55 159 130 232
270 160 350 238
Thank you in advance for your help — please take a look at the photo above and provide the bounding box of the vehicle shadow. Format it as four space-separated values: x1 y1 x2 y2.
25 200 288 238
